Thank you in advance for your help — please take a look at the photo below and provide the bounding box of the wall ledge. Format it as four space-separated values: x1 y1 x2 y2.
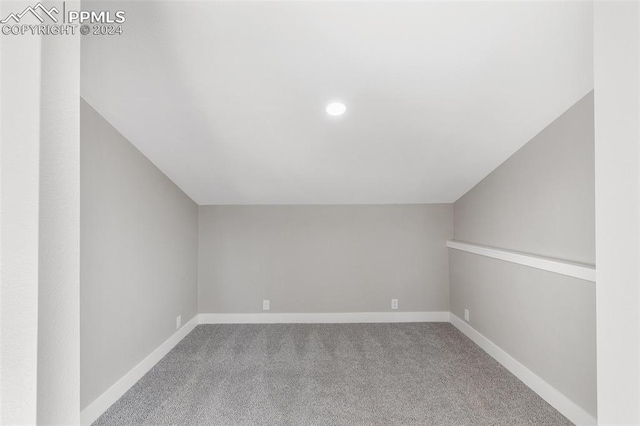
447 240 596 282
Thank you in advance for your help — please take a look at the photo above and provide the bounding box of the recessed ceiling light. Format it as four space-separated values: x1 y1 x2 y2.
325 101 346 117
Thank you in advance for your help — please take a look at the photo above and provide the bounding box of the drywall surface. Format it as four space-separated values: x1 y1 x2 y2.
0 15 41 424
80 99 198 409
454 92 595 265
37 18 82 424
450 92 596 416
594 2 640 423
199 204 452 313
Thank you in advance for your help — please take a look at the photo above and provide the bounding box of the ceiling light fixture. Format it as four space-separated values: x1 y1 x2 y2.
325 101 347 117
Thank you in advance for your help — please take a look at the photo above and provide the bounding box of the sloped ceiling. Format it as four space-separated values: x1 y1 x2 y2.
81 1 593 205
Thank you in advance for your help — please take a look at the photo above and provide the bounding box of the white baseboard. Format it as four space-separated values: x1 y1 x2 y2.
78 311 445 425
198 311 450 324
79 315 199 426
80 312 594 426
449 314 597 426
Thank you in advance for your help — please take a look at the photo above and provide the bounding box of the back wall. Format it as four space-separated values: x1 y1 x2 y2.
198 204 452 314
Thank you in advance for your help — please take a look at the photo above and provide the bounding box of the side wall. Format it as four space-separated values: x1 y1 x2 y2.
37 19 82 425
80 99 199 409
450 92 596 417
199 204 452 314
0 17 42 424
594 3 640 422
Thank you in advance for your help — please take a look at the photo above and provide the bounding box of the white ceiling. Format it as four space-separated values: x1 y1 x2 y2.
81 1 593 205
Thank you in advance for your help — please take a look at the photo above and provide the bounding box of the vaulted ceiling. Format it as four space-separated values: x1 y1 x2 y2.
82 1 593 205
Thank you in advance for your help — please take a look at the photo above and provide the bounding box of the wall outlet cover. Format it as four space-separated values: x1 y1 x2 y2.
176 315 181 329
391 299 398 310
464 309 470 322
263 300 270 311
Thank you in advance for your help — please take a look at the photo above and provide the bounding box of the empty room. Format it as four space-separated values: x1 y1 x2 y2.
2 1 639 425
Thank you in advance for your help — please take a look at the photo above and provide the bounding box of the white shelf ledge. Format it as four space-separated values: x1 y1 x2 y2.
447 240 596 282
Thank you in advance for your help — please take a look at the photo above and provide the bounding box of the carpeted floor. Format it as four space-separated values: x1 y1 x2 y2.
93 323 572 425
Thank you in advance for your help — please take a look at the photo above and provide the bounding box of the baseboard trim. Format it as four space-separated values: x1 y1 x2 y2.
79 315 199 426
449 314 596 426
198 311 450 324
80 312 594 426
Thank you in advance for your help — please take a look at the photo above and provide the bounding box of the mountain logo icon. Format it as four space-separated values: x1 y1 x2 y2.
1 2 59 24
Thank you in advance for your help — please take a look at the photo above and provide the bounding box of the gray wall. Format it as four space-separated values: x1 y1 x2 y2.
450 92 596 416
80 99 199 409
199 204 452 313
454 93 595 265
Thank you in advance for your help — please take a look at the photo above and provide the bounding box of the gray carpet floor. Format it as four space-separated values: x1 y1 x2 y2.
94 323 572 425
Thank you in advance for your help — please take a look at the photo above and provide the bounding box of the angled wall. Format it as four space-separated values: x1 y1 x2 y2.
450 92 596 418
80 99 198 410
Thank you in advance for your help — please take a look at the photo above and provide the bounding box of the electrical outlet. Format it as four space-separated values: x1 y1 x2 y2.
263 300 270 311
176 315 181 329
464 309 470 322
391 299 398 310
